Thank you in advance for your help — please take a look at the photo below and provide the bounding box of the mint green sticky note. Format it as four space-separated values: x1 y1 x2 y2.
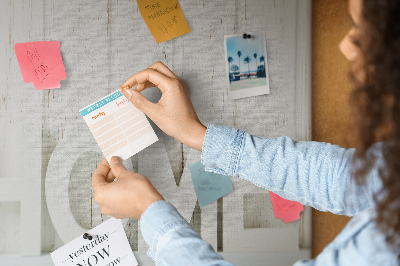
189 160 234 208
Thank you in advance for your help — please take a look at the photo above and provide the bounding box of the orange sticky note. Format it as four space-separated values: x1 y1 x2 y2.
137 0 191 44
14 41 66 90
269 191 304 223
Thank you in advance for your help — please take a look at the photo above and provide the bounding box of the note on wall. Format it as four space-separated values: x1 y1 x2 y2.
269 191 304 223
51 218 138 266
79 90 158 163
14 41 67 90
190 160 233 208
137 0 191 44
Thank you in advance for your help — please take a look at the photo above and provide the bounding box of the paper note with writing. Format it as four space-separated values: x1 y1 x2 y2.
189 160 233 208
137 0 191 44
79 90 158 162
269 191 304 223
14 41 67 90
51 218 137 266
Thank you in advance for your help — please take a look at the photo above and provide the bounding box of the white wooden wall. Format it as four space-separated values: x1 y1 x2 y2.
0 0 311 265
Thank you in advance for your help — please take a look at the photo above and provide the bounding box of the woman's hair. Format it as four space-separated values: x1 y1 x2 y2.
350 0 400 252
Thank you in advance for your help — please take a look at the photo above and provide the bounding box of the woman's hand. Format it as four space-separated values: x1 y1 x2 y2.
91 157 164 219
120 61 206 151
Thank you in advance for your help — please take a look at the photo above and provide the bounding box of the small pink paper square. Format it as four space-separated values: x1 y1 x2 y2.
14 41 67 90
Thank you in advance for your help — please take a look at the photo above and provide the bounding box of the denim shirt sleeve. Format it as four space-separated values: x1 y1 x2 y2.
201 124 382 216
140 200 234 265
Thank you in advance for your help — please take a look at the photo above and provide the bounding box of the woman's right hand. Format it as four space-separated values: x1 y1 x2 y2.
120 61 206 151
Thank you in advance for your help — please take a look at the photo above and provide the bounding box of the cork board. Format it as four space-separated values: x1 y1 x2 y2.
312 0 353 258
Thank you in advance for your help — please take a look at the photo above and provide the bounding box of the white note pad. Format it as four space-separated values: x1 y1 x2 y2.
79 90 158 162
51 218 138 266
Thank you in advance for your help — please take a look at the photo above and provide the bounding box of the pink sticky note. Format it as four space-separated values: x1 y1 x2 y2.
14 41 66 90
269 191 304 223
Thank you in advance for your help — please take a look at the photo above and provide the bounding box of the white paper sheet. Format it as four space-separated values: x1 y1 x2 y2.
51 218 138 266
79 90 158 162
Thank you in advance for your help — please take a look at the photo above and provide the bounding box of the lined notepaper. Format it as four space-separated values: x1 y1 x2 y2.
79 90 158 162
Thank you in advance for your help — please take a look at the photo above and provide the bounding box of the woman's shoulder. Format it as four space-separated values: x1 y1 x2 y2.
323 209 399 265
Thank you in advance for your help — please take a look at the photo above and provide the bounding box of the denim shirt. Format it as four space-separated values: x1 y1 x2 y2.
140 124 399 265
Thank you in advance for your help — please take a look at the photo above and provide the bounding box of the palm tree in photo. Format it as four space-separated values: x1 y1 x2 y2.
253 53 258 75
228 56 234 73
237 51 242 76
244 56 251 78
260 55 265 71
231 64 239 72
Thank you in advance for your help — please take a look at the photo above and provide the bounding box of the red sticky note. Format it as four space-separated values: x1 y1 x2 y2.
14 41 66 90
269 191 304 223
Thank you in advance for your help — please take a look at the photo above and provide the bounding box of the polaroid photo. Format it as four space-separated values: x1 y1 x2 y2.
224 31 270 100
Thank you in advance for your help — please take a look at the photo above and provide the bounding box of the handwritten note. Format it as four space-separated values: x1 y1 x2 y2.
189 160 233 208
14 41 66 90
79 90 158 163
269 191 304 223
51 218 138 266
137 0 191 44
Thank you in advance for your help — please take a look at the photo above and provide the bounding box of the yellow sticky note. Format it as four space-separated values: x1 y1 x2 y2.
137 0 191 44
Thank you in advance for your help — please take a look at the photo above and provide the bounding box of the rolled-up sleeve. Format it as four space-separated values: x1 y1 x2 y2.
201 124 382 216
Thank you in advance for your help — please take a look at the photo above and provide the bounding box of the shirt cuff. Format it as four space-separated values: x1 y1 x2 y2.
201 124 245 176
140 200 191 260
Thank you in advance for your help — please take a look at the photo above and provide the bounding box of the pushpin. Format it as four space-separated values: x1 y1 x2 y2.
83 233 93 240
242 33 252 39
120 85 130 93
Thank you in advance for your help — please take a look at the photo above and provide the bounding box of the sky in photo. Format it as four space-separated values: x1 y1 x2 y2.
226 32 266 73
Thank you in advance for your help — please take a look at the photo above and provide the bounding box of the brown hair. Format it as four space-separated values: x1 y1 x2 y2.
350 0 400 252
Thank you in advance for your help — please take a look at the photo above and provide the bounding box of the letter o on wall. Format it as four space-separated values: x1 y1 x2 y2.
45 132 131 243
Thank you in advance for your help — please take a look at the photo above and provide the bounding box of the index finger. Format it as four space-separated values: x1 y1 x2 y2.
91 159 111 190
121 68 173 93
147 61 178 79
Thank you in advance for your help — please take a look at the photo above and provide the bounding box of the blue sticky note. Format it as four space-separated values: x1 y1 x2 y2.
189 160 234 208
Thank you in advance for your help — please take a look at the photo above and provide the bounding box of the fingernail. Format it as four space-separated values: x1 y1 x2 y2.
110 156 122 165
124 89 133 100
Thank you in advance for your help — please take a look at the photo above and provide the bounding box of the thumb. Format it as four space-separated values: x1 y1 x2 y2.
122 89 155 116
92 158 111 189
109 156 128 178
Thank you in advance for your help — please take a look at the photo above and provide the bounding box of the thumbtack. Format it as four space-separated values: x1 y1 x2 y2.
121 85 130 93
83 233 93 240
242 33 252 39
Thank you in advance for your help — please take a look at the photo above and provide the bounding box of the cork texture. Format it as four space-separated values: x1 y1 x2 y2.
312 0 353 258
